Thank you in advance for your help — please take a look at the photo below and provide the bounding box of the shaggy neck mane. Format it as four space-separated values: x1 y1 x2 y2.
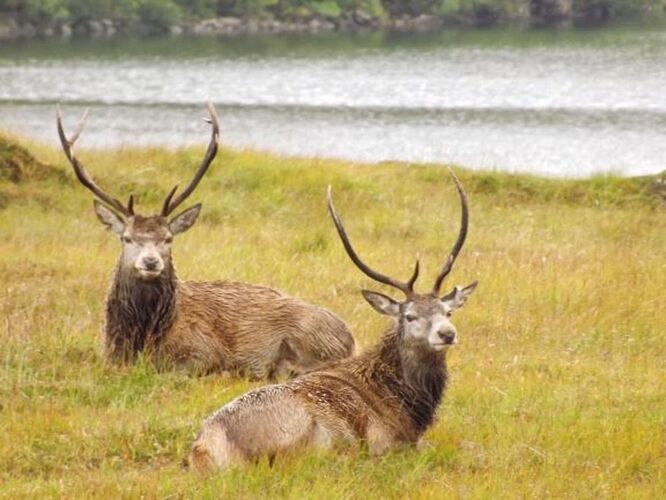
106 260 177 359
356 326 448 435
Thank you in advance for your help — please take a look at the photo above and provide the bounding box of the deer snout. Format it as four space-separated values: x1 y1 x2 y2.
142 256 160 271
437 329 457 345
135 251 164 279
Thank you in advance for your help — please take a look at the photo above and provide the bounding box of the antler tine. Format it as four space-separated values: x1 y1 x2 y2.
161 184 179 217
126 195 135 216
66 107 89 145
327 186 416 297
56 106 132 217
432 169 469 295
406 257 420 292
162 101 220 216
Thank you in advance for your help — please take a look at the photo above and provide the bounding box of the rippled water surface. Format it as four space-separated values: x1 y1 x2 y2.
1 29 666 176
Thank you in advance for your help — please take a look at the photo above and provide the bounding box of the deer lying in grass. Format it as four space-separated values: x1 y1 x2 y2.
189 171 477 471
56 103 354 377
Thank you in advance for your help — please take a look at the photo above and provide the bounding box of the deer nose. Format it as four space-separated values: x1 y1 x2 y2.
438 329 456 345
142 257 160 270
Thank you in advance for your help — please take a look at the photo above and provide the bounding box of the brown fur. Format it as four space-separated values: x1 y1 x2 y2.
102 215 354 377
189 324 448 470
104 259 355 377
56 104 351 377
190 172 477 470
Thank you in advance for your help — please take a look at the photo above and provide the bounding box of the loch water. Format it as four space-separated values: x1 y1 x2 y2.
1 28 666 177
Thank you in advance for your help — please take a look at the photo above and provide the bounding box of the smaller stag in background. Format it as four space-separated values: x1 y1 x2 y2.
57 102 354 377
190 171 477 471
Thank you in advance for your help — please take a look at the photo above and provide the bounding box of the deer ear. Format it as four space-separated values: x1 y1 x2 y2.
441 281 478 310
361 290 401 317
169 203 202 235
94 200 125 235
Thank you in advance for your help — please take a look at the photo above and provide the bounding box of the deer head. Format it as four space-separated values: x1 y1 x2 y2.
57 103 220 281
327 171 477 352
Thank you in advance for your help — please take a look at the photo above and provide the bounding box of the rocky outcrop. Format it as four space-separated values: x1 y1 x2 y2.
190 16 337 36
389 14 442 32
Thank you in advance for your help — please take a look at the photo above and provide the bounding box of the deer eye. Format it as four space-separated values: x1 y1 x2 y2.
446 311 453 318
164 236 173 244
405 314 418 322
122 236 132 244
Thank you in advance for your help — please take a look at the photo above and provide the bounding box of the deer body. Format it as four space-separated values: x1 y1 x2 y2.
190 172 477 471
58 104 354 377
106 268 353 376
191 324 448 469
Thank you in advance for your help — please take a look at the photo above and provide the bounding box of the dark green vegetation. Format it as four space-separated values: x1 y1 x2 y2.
0 133 664 496
2 0 666 38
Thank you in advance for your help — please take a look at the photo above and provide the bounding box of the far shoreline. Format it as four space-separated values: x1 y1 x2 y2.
2 11 665 41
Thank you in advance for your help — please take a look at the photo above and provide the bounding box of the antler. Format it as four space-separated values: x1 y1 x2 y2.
161 101 220 216
56 106 134 217
432 169 469 295
327 186 420 297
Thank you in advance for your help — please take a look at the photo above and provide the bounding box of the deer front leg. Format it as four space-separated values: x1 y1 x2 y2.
366 421 397 457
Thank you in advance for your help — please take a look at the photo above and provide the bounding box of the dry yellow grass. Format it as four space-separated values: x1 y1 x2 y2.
0 134 664 498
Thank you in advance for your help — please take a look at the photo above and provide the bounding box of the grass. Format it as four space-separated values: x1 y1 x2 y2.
0 133 664 498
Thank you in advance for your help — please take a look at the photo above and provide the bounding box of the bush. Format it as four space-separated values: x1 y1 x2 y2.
137 0 183 28
382 0 439 17
1 0 70 24
175 0 216 19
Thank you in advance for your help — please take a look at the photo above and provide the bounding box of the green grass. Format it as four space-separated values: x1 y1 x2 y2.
1 133 664 498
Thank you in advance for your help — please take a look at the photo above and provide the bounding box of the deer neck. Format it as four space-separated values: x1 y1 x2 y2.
106 261 178 357
362 327 448 435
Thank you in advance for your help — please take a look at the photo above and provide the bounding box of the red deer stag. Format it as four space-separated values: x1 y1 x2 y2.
189 171 477 470
57 103 354 377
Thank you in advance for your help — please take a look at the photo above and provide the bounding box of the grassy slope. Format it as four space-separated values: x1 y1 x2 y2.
0 134 664 498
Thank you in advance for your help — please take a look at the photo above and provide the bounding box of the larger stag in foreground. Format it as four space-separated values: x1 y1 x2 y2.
190 171 477 471
57 103 354 376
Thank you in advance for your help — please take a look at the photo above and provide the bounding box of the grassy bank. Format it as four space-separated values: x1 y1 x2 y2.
0 134 664 497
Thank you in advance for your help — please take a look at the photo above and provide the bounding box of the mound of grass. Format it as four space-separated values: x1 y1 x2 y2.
462 169 666 207
0 135 664 497
0 135 65 184
0 134 69 210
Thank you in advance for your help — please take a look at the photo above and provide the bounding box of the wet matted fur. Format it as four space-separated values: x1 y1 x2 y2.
190 322 456 471
105 249 355 378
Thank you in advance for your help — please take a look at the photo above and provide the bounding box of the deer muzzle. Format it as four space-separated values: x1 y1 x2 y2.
135 249 164 280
